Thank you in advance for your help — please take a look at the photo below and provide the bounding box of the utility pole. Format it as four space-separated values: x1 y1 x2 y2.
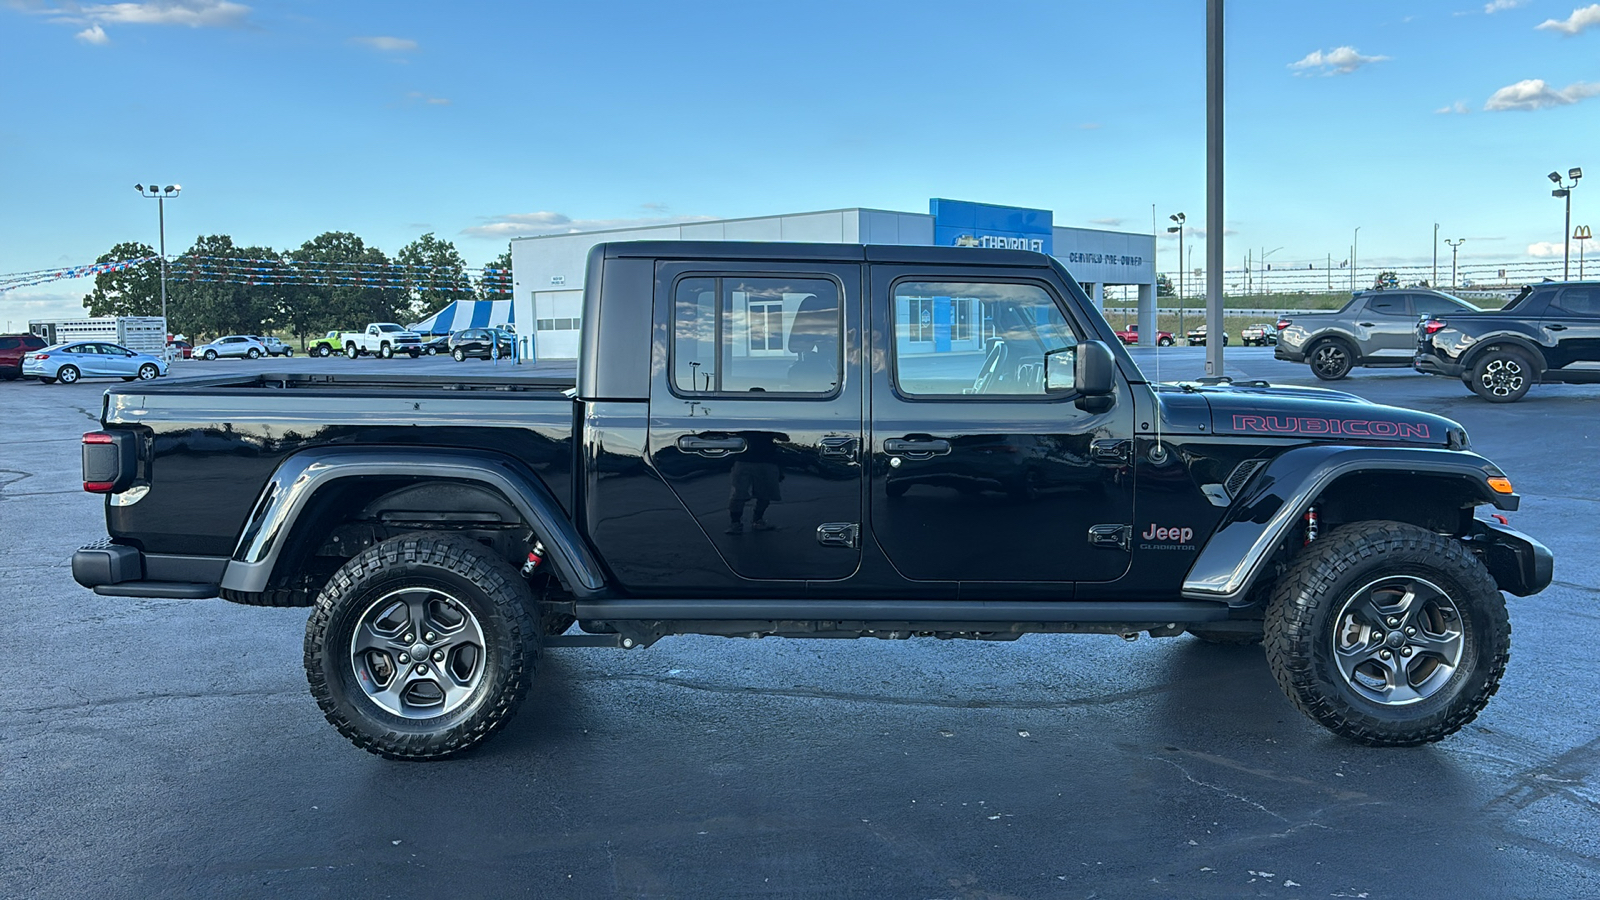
1445 238 1465 288
1433 223 1439 287
1353 226 1361 291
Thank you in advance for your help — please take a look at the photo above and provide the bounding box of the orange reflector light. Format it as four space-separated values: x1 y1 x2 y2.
1487 477 1514 494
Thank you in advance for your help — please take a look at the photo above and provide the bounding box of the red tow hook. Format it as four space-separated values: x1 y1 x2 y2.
1492 514 1509 526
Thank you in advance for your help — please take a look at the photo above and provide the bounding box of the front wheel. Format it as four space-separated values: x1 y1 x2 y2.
204 349 218 361
1469 348 1535 403
137 363 160 380
1263 521 1509 746
1158 336 1174 347
304 533 538 760
379 344 393 359
453 348 466 362
1309 340 1354 380
57 365 80 384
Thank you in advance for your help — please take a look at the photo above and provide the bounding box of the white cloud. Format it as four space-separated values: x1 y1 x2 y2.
1089 218 1124 227
22 1 250 39
403 91 449 106
461 212 718 240
1527 241 1565 257
1435 100 1471 114
1485 0 1527 12
1537 4 1600 34
1288 46 1389 76
75 23 109 43
1484 78 1600 110
353 35 417 52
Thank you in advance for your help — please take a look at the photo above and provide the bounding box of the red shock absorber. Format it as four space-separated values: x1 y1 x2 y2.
521 540 546 578
1303 507 1319 545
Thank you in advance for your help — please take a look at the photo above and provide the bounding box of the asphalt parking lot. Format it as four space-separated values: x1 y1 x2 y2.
3 347 1598 899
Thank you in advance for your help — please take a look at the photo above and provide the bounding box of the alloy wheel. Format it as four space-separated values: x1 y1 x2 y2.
1331 576 1464 706
1312 344 1349 378
1479 358 1525 398
348 587 487 718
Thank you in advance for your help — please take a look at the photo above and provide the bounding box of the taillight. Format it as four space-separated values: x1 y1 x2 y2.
1424 319 1447 335
82 431 134 493
1275 318 1291 330
32 353 49 360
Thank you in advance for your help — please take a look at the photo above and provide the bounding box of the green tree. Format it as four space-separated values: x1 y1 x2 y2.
81 242 163 318
167 235 283 338
396 233 472 322
478 245 514 302
284 232 396 344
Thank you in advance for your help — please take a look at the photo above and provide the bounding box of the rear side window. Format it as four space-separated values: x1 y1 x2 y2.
1550 287 1600 317
891 281 1079 398
671 275 841 395
1367 295 1408 316
1412 295 1474 316
0 338 14 351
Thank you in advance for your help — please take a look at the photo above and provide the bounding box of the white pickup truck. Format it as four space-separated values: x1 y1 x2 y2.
341 323 424 359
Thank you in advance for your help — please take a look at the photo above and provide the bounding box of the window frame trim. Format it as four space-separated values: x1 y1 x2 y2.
885 275 1088 403
666 270 847 401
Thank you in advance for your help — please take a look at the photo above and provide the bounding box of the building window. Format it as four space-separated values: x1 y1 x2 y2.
672 275 841 395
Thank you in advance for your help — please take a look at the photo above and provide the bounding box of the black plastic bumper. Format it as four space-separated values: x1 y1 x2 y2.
1465 519 1554 597
73 540 224 599
1413 351 1464 378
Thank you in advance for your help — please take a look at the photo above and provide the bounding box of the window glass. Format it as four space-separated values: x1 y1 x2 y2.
0 338 15 350
1367 295 1408 316
672 275 841 394
1412 295 1475 316
1551 288 1600 317
892 281 1078 397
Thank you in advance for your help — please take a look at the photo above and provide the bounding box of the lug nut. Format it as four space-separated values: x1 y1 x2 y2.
398 653 409 663
1380 650 1392 660
425 631 435 641
1405 627 1416 636
1401 647 1413 657
403 633 413 643
432 650 444 661
414 664 427 675
1386 617 1400 628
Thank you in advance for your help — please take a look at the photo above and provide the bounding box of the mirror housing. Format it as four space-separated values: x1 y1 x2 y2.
1046 340 1116 413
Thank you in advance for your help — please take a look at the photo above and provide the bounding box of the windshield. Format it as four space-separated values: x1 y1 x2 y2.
376 324 402 332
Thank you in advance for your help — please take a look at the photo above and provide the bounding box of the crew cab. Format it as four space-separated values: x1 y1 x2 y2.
1113 323 1175 346
1276 289 1478 380
1415 281 1600 402
72 241 1552 760
342 322 424 359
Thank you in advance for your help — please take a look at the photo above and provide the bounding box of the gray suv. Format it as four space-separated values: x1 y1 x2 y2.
1276 289 1478 380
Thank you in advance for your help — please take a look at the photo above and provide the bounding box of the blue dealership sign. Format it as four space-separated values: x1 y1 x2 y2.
930 198 1053 255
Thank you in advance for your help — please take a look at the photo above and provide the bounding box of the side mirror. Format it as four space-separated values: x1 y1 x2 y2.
1046 340 1116 412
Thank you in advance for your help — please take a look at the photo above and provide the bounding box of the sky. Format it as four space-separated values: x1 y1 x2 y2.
2 0 1597 325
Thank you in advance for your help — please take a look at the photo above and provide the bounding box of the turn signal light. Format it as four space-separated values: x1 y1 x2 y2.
1487 476 1515 494
1424 319 1448 335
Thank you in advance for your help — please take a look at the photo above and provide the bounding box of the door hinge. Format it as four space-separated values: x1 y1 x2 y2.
1090 439 1133 464
816 522 860 549
819 436 859 461
1088 524 1132 552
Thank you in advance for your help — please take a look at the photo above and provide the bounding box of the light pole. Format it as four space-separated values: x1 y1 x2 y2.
1576 225 1592 279
1167 212 1185 336
1352 226 1361 291
1445 238 1465 288
1550 168 1582 280
1204 0 1224 377
134 183 181 335
1433 223 1439 287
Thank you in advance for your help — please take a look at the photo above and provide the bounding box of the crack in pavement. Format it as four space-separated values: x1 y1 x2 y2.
1486 731 1600 814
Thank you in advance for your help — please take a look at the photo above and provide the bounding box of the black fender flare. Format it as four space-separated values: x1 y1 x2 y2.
1181 445 1518 604
1459 334 1547 377
219 447 606 599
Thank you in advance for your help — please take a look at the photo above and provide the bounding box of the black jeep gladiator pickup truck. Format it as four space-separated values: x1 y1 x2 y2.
74 241 1552 759
1414 280 1600 402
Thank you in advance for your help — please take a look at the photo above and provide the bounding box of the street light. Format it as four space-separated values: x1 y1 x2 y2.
1445 238 1466 288
1433 223 1439 287
134 183 182 336
1576 225 1592 280
1550 168 1582 280
1167 212 1185 335
1352 226 1361 291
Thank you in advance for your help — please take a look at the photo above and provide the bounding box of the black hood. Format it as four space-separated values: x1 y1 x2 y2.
1160 382 1468 449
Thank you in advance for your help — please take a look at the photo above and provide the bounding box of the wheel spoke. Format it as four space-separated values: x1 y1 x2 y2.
1378 654 1423 704
349 586 488 720
1411 626 1463 662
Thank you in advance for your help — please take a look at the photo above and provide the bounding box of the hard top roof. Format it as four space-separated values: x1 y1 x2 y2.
599 240 1054 268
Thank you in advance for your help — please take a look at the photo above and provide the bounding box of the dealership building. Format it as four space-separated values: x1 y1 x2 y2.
509 198 1158 360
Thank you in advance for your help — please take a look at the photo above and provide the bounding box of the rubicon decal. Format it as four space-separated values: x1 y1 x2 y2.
1232 415 1431 440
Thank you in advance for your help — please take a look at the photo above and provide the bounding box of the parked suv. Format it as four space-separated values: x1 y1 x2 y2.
252 336 295 357
0 333 48 379
1414 281 1600 402
449 327 515 361
193 335 268 360
1277 289 1478 380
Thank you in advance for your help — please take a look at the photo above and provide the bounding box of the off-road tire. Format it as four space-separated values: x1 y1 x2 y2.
1308 339 1354 381
305 532 538 760
1263 520 1509 747
1468 347 1536 403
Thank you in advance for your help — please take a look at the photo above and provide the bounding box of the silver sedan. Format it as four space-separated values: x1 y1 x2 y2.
22 342 169 384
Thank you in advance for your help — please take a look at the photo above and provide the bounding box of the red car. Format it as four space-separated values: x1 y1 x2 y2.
0 333 48 379
1113 323 1175 346
167 340 193 359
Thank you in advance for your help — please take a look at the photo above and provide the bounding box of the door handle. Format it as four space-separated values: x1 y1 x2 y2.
883 438 952 459
1358 322 1376 327
676 435 747 457
1546 324 1568 331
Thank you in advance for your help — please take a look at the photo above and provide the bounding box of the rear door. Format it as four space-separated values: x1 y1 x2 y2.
867 266 1137 588
647 260 865 582
1541 285 1600 372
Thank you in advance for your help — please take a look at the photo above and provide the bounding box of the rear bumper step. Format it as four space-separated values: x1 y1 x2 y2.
74 541 225 600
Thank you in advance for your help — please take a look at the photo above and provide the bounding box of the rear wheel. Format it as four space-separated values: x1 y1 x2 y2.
346 344 360 359
57 365 80 384
137 363 159 380
1158 336 1174 347
38 376 57 384
1309 339 1354 380
1263 521 1509 746
247 348 261 360
284 348 294 358
304 533 538 760
1469 347 1535 403
408 348 420 359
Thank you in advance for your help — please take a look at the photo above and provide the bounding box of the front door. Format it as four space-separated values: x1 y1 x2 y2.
1359 293 1421 360
868 268 1137 587
647 261 865 582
